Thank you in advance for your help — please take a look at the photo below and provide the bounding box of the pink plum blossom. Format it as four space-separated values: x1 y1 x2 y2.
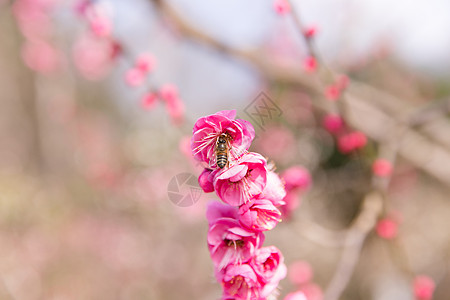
252 246 287 297
218 263 262 300
124 68 145 87
301 283 324 300
191 110 255 168
289 261 313 285
73 34 117 80
280 192 301 219
282 166 311 192
198 168 215 193
166 96 185 125
337 131 367 154
214 152 267 206
239 199 282 231
89 15 112 38
135 53 156 73
303 56 317 73
324 84 341 101
206 201 238 225
141 92 158 110
256 171 287 206
208 217 264 269
376 217 398 240
322 114 344 134
159 83 179 103
284 291 308 300
304 26 318 38
372 159 393 177
273 0 291 15
413 275 435 300
22 40 60 74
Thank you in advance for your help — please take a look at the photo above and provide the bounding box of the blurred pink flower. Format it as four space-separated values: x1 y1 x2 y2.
304 26 318 38
89 15 112 38
124 68 145 87
289 260 313 286
324 84 341 101
256 126 295 163
239 199 282 231
214 152 267 206
73 34 116 80
280 191 301 219
322 114 344 134
282 166 312 192
372 158 393 177
207 218 264 269
166 96 185 125
303 56 317 73
273 0 291 15
376 217 398 240
159 83 179 103
337 131 367 154
413 275 435 300
191 110 255 167
135 53 156 73
279 166 311 219
140 92 158 110
336 74 350 90
22 40 60 74
284 291 308 300
158 84 185 125
301 283 324 300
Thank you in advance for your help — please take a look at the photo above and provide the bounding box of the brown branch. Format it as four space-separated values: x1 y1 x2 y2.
323 191 383 300
408 97 450 127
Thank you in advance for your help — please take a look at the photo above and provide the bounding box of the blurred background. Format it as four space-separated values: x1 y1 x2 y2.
0 0 450 299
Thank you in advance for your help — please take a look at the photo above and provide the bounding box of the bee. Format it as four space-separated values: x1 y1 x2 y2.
215 133 229 169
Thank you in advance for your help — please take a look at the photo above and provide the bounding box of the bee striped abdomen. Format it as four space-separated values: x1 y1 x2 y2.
217 152 228 169
216 134 229 169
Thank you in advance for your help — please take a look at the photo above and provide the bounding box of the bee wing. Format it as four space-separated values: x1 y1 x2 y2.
208 143 219 168
209 152 218 168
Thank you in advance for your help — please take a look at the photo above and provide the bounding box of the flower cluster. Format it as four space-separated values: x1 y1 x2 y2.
191 110 287 299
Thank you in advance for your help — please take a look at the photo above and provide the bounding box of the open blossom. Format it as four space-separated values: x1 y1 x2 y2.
252 246 287 297
214 152 267 206
257 171 287 206
191 110 255 168
208 217 264 270
218 264 262 300
239 199 281 231
194 110 288 298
